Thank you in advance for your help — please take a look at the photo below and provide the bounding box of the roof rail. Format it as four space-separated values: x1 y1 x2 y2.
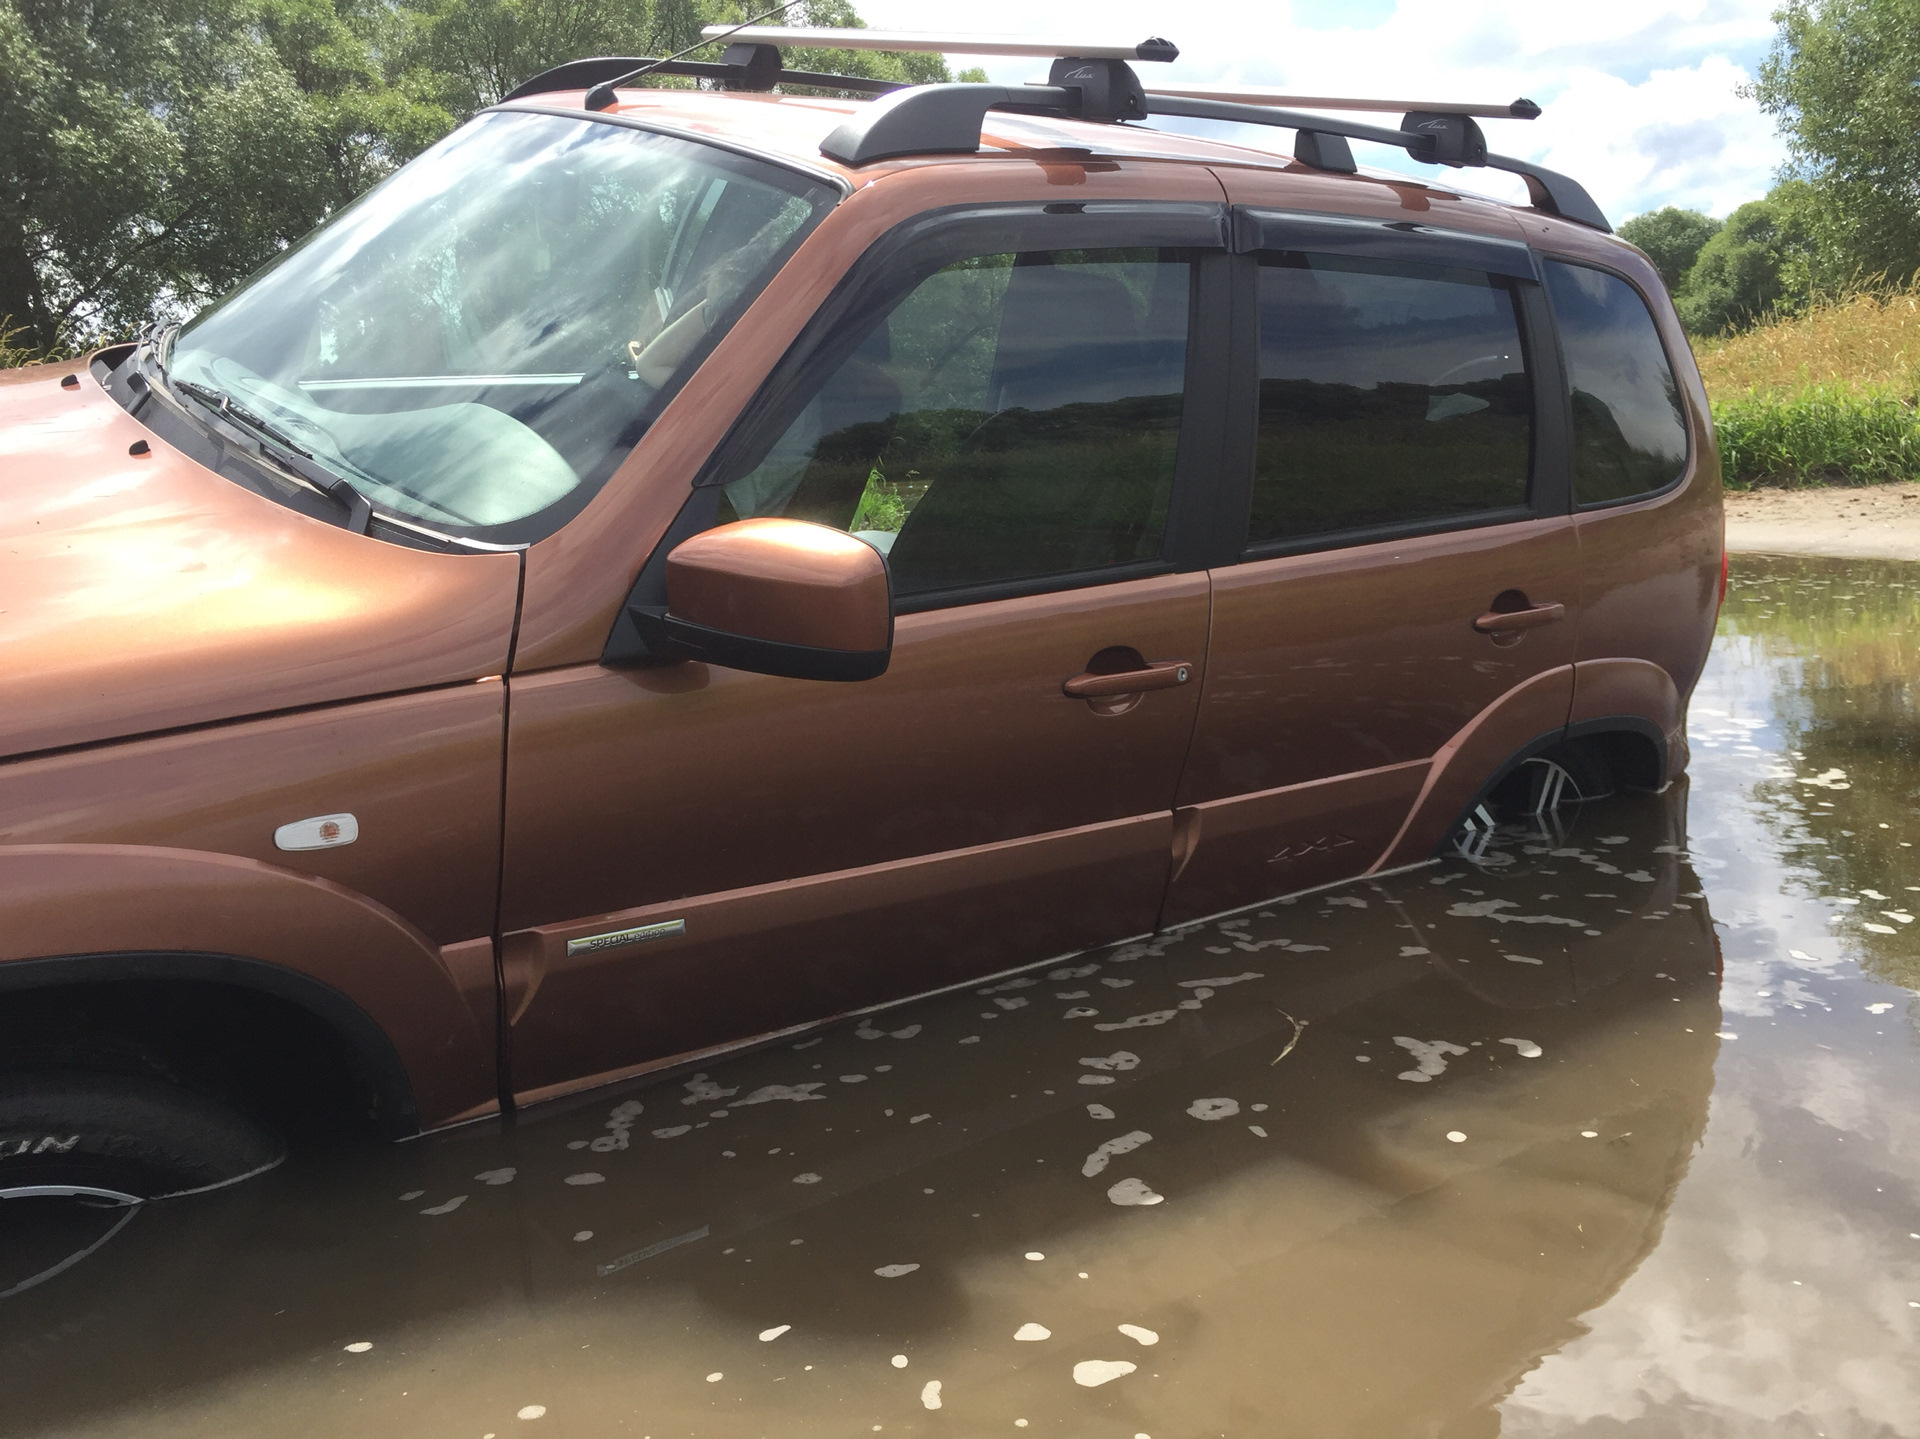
503 53 902 104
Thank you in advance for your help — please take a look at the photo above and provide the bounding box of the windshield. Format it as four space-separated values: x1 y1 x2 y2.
169 110 836 540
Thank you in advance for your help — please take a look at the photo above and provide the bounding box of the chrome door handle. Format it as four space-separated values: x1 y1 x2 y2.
1062 660 1194 698
1473 602 1565 634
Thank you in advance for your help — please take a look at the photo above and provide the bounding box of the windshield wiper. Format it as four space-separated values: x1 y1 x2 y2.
172 379 375 534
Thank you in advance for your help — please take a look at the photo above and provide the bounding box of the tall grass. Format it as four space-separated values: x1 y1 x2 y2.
1694 283 1920 488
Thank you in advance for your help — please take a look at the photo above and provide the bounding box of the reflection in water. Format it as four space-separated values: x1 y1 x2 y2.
4 554 1918 1437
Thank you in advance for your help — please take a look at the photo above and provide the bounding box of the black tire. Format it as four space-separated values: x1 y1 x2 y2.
0 1071 285 1200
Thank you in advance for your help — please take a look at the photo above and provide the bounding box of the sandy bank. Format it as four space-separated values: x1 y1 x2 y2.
1724 481 1920 561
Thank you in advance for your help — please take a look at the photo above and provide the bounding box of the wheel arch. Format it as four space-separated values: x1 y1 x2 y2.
0 951 419 1138
0 845 497 1130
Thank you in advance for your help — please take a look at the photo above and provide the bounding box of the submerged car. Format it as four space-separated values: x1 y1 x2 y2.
0 30 1723 1196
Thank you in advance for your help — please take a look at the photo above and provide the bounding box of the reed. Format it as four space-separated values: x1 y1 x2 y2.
1694 282 1920 488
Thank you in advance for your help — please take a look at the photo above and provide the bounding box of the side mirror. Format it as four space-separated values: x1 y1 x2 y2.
632 518 892 681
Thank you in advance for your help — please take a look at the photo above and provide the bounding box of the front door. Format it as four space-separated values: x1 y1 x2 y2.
1162 203 1580 925
500 212 1229 1100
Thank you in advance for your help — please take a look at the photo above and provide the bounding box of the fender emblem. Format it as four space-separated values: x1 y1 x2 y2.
274 813 359 851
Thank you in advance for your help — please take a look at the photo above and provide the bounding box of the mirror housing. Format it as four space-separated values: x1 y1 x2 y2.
631 518 892 681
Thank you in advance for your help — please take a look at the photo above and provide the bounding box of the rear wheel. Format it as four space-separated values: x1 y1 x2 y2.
1455 743 1615 857
0 1071 285 1201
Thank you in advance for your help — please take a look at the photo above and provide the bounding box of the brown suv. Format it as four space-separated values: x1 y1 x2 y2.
0 32 1723 1198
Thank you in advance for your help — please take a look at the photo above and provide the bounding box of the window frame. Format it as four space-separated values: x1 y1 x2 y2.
1537 254 1695 513
605 201 1234 662
1222 209 1572 565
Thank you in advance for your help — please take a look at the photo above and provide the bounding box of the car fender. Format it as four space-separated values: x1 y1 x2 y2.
1568 657 1685 784
1370 665 1575 871
0 844 496 1130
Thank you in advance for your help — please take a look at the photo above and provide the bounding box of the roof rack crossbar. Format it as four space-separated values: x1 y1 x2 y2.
502 54 903 104
1145 88 1541 120
700 27 1179 62
1140 92 1610 232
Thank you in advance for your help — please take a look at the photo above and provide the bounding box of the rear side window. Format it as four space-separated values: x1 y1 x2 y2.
1247 253 1532 548
715 248 1191 602
1543 261 1689 505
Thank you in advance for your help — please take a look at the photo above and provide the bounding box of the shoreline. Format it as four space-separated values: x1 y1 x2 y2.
1723 481 1920 561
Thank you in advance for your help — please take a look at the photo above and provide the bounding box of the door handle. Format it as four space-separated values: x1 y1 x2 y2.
1062 660 1194 698
1473 602 1565 635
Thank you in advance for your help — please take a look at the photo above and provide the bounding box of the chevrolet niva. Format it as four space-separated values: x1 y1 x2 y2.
0 30 1722 1198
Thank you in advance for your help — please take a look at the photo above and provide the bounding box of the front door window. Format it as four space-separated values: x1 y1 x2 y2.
715 248 1194 601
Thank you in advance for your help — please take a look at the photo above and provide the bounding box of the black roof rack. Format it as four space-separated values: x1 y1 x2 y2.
507 28 1609 233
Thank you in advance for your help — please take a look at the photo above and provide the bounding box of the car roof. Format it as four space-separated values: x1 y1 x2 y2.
501 87 1526 215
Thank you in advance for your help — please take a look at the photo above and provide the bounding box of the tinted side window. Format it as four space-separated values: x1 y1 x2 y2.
1543 261 1689 505
717 248 1191 600
1247 253 1532 548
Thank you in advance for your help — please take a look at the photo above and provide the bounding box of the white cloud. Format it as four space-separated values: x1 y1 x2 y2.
854 0 1789 221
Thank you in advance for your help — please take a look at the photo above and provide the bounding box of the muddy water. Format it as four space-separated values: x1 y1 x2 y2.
4 553 1918 1438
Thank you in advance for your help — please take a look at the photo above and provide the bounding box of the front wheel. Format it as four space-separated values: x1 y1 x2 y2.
1454 743 1615 857
0 1071 285 1201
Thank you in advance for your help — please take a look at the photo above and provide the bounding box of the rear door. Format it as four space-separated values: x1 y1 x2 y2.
1161 201 1580 925
499 203 1232 1101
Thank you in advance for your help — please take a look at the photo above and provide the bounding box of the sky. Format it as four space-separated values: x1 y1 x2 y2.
854 0 1793 225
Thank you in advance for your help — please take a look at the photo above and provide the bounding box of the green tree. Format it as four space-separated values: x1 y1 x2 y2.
0 0 447 355
1751 0 1920 288
1674 189 1813 334
1618 206 1722 292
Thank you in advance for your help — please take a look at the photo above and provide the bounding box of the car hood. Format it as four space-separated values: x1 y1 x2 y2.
0 364 522 761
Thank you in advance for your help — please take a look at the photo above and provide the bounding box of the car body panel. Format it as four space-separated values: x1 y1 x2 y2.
0 367 521 762
501 572 1210 1096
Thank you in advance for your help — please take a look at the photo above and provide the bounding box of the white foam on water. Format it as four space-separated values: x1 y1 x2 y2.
1083 1130 1153 1176
793 1172 822 1185
652 1125 691 1138
573 1230 592 1241
760 1325 791 1341
475 1168 516 1185
1100 977 1134 987
1394 1037 1468 1082
1025 1251 1045 1260
1187 1097 1239 1121
1400 946 1430 957
1015 1323 1052 1340
1117 1324 1159 1346
980 976 1040 993
344 1341 372 1353
733 1083 826 1105
1056 990 1091 999
1447 1131 1467 1143
1051 963 1100 979
874 1263 920 1278
517 1405 546 1419
681 1074 737 1105
1499 1038 1543 1058
1094 1010 1178 1032
705 1372 722 1383
399 1190 425 1201
1179 972 1263 988
420 1195 467 1215
959 1035 980 1043
921 1380 943 1410
1326 896 1367 908
910 1113 930 1123
1086 1103 1116 1119
891 1354 909 1368
1080 1051 1140 1072
1074 1359 1138 1386
994 997 1030 1010
563 1173 604 1186
1864 923 1897 934
1446 899 1583 927
1079 1075 1116 1085
1868 1002 1895 1014
1248 1124 1268 1137
1107 1177 1163 1206
840 1074 867 1083
1504 954 1545 965
1063 1006 1099 1019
